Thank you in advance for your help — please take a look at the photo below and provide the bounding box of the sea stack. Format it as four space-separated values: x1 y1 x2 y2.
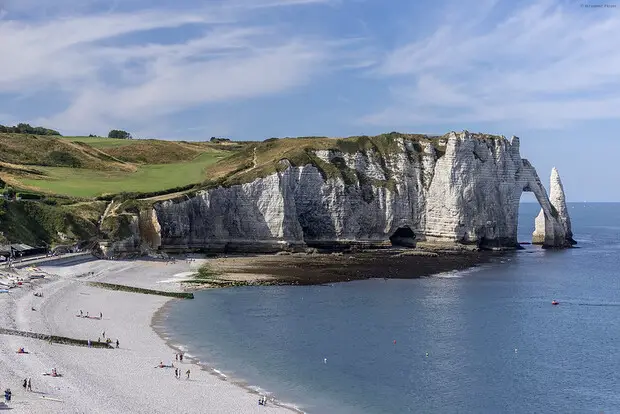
532 168 576 246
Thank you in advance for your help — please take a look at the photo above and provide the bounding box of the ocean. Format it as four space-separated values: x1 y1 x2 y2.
157 203 620 413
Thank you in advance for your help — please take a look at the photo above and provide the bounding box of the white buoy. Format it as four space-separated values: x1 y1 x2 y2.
515 348 518 353
324 358 327 364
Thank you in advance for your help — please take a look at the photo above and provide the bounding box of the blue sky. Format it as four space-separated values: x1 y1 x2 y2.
0 0 619 201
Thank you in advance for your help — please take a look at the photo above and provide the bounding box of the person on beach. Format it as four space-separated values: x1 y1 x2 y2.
102 331 105 338
186 369 190 379
175 368 179 379
100 312 103 319
116 339 119 348
22 379 27 390
175 353 178 361
27 378 31 391
80 310 83 317
88 339 91 348
179 353 183 362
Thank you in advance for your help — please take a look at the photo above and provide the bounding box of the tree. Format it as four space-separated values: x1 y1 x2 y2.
108 130 132 139
0 123 60 135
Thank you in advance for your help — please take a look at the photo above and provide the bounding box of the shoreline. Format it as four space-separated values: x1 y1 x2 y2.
150 300 304 413
0 258 294 413
0 250 494 413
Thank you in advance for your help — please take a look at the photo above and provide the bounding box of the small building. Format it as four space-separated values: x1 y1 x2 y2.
0 244 47 260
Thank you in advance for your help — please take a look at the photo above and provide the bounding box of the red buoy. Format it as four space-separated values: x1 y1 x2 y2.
393 340 396 344
551 300 559 305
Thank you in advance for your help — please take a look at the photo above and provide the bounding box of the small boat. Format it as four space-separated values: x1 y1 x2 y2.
551 300 559 305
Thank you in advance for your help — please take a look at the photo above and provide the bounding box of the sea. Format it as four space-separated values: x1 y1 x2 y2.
157 203 620 413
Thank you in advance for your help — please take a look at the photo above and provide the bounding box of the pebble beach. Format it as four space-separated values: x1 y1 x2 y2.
0 257 291 413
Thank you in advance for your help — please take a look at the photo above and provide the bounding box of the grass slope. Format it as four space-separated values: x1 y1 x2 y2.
204 132 444 189
0 133 237 198
0 133 131 171
20 151 228 198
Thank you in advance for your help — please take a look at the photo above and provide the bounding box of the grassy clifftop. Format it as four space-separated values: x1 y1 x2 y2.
0 130 500 246
0 134 239 198
0 130 497 201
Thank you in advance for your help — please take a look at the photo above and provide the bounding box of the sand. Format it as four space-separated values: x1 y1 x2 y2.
0 258 292 413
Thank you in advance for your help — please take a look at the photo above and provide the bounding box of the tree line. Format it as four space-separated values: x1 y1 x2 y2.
0 123 61 136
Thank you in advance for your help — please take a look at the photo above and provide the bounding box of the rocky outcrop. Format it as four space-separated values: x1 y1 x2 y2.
532 168 575 246
105 131 574 254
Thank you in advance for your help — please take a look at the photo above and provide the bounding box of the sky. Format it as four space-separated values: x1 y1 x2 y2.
0 0 619 201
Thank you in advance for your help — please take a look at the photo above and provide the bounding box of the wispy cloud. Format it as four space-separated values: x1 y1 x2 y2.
363 0 620 129
0 0 357 135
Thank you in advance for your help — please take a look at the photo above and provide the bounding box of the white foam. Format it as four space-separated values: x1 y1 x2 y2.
212 369 227 378
433 265 484 279
433 271 463 279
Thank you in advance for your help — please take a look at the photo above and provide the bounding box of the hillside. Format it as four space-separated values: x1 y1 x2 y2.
0 134 241 198
0 131 467 247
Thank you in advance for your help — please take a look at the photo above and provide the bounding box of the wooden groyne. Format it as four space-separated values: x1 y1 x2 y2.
89 282 194 299
0 327 112 348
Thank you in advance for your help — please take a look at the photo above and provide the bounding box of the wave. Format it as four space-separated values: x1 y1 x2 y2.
433 266 485 279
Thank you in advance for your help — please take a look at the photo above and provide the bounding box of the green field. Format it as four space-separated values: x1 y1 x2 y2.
21 151 227 197
59 136 144 149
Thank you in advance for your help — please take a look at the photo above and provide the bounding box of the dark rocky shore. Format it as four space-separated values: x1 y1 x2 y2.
198 249 501 287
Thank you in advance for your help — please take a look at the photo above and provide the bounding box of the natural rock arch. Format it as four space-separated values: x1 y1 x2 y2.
517 163 571 247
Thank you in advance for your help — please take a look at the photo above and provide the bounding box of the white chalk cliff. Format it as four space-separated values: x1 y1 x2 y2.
105 131 575 254
532 167 575 245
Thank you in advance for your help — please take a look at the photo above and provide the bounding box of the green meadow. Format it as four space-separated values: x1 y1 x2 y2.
21 151 227 198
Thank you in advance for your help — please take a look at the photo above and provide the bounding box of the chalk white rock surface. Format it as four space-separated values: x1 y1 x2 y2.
532 168 575 245
104 131 574 255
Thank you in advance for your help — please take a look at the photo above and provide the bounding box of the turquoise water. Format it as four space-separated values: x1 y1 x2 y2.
160 203 620 413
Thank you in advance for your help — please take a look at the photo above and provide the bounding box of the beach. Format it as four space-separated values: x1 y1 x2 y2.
0 250 489 413
0 257 291 413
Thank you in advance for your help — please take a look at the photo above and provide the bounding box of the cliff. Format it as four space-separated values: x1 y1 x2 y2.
101 131 575 255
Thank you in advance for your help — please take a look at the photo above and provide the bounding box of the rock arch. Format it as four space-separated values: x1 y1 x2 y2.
518 162 571 247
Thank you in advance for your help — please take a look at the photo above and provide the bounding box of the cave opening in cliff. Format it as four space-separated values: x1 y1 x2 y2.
390 226 416 248
518 191 539 246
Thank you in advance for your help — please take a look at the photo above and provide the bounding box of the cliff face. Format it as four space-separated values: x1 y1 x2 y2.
105 131 574 255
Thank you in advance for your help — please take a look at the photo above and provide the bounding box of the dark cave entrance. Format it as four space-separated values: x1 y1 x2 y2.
390 226 416 248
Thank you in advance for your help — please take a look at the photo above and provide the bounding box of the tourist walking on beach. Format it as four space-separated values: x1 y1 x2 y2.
27 378 31 391
179 353 183 362
22 379 27 390
175 353 178 361
100 312 103 319
116 339 119 348
186 369 190 379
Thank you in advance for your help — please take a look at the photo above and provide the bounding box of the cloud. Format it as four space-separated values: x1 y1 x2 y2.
0 0 356 134
363 0 620 129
